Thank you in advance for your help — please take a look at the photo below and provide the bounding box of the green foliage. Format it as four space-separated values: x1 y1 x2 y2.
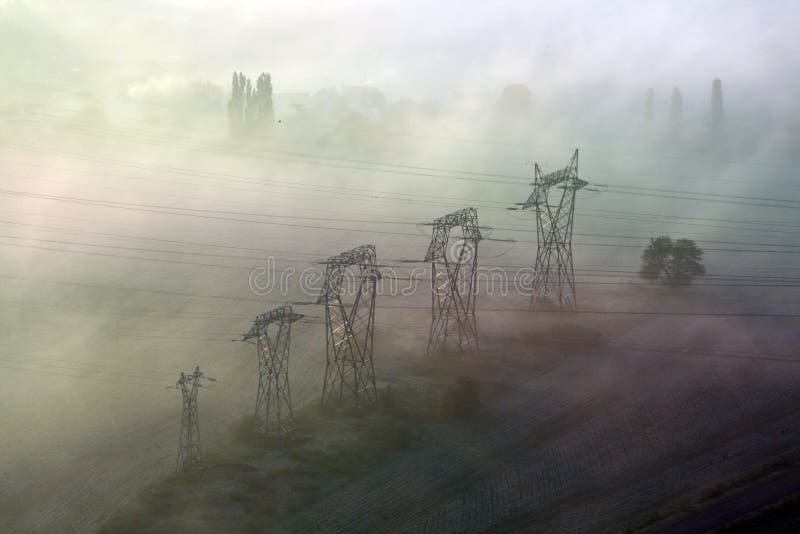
670 238 706 282
640 235 706 284
441 376 481 419
640 235 672 281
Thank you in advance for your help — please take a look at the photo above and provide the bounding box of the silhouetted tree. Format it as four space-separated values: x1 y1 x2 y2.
670 87 683 124
640 236 706 284
670 239 706 282
228 71 274 137
497 84 532 117
644 88 655 122
244 76 255 131
253 72 274 133
640 236 672 281
227 71 246 136
711 78 724 134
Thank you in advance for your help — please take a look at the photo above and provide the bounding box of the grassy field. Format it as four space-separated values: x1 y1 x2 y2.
102 383 441 532
101 317 800 532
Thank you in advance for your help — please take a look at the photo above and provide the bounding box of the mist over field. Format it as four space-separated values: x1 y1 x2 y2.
1 1 800 531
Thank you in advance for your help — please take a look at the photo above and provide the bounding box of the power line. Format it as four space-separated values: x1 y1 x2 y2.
6 144 800 238
602 187 800 211
0 320 239 339
0 361 172 388
0 273 285 303
0 239 257 270
374 304 800 318
0 218 335 259
0 187 433 238
0 205 420 253
1 158 452 223
7 157 800 245
7 160 800 245
2 299 259 320
4 234 800 296
0 234 305 263
3 190 800 257
6 201 800 255
0 355 174 383
5 116 531 187
508 336 800 364
0 350 240 382
8 266 800 316
2 143 521 213
575 207 800 235
8 116 800 210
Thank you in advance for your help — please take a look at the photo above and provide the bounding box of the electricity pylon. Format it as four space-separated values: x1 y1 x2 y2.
514 149 587 309
424 207 482 355
176 366 211 472
242 305 304 436
317 244 380 406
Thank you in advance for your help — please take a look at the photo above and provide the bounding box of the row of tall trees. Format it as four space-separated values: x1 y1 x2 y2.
645 86 683 125
643 78 723 131
227 71 273 137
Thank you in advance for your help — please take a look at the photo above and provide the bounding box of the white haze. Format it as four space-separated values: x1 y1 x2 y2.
0 0 799 531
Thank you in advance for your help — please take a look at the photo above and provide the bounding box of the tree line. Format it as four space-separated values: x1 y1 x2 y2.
227 71 273 137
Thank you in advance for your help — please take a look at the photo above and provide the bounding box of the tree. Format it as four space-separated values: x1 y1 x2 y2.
227 71 274 137
253 72 274 133
644 88 655 122
670 87 683 125
670 238 706 282
227 71 245 136
711 78 724 134
640 236 706 284
497 84 532 118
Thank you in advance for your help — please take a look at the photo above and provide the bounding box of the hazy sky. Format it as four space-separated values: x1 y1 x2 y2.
8 0 799 105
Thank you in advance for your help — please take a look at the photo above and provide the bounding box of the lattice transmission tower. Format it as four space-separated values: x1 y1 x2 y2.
514 149 587 309
424 207 482 355
242 305 304 436
318 244 380 406
176 366 212 472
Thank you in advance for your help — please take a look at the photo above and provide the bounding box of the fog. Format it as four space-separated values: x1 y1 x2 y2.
1 0 799 531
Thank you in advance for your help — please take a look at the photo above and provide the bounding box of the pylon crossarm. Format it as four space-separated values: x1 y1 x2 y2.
243 305 304 341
